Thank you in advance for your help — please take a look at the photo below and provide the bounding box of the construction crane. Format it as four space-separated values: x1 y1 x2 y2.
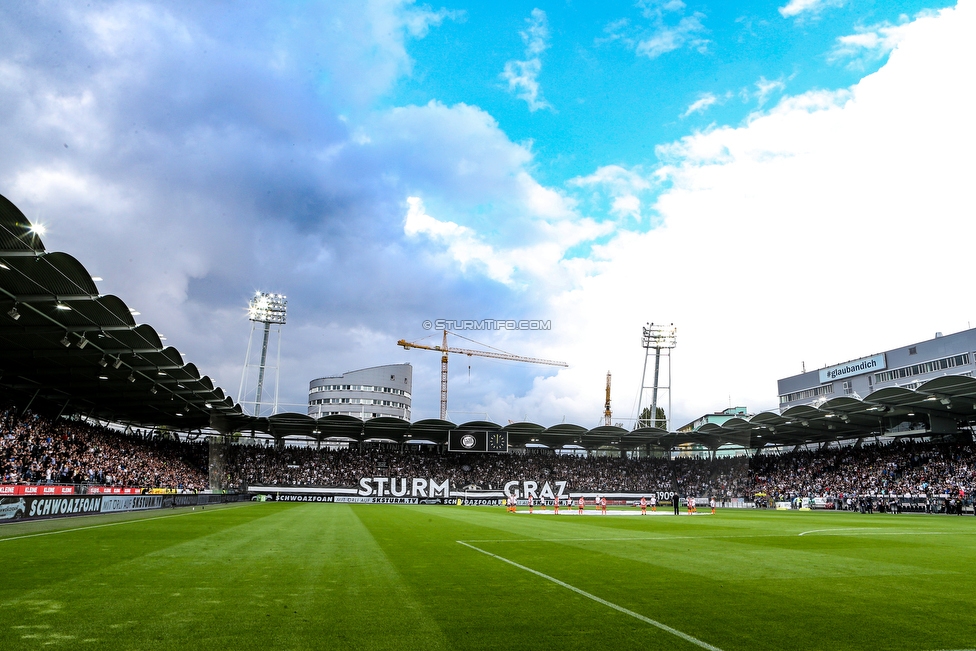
604 371 612 426
397 330 568 420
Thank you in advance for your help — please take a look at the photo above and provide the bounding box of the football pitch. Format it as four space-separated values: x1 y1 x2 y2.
2 503 975 651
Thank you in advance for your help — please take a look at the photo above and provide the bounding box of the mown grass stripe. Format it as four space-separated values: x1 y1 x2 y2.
457 540 724 651
0 503 251 543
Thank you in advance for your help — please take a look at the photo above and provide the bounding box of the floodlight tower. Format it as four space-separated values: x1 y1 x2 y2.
636 323 676 430
238 292 287 417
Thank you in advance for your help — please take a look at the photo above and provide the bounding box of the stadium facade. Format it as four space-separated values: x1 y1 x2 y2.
778 328 976 409
308 364 412 420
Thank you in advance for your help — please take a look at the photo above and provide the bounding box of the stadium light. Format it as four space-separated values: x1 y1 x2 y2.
241 291 288 418
7 304 20 320
98 356 108 367
641 323 677 350
76 333 88 349
60 333 71 347
150 385 158 395
112 356 123 369
247 292 287 324
127 373 136 383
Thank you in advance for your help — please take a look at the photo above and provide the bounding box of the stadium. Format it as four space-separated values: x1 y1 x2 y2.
3 192 976 651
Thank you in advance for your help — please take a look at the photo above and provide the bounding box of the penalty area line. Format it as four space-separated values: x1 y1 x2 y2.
456 540 724 651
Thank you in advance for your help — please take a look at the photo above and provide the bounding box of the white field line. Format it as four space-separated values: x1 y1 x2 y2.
798 527 962 537
462 533 786 544
0 503 252 543
457 540 724 651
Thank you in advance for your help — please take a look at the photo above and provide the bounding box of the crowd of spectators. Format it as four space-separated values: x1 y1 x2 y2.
1 409 207 490
4 408 975 502
749 439 975 503
224 443 744 494
225 437 975 502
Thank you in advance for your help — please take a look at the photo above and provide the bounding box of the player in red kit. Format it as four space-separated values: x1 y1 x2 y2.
640 496 647 515
600 496 607 515
578 496 585 514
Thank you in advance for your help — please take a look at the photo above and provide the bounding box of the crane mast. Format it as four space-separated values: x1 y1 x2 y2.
397 330 568 420
604 371 612 426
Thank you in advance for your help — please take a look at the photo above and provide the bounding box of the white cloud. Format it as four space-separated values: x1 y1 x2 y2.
501 9 552 112
602 0 709 59
403 194 608 289
636 14 708 58
469 1 976 428
754 76 786 106
830 18 917 68
569 164 654 222
682 93 718 117
779 0 845 19
404 196 516 284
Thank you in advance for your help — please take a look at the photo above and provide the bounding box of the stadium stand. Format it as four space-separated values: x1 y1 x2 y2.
4 409 975 509
1 408 207 489
225 435 976 506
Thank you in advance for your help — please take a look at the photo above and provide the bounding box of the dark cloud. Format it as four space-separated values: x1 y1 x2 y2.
0 1 554 418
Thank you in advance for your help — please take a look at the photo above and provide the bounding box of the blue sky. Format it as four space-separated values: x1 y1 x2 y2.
1 0 973 429
394 0 949 184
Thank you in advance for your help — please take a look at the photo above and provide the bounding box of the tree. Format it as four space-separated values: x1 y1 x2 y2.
637 406 667 431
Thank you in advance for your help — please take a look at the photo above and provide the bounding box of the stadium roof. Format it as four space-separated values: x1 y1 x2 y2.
3 192 974 450
0 194 242 430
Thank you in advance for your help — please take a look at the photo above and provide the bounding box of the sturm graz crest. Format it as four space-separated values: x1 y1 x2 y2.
460 434 477 449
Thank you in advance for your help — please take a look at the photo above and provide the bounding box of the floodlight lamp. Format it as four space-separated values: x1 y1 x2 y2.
127 373 136 383
55 302 70 311
60 333 71 347
7 305 20 320
940 397 952 405
98 356 108 367
641 322 677 349
150 385 158 395
29 223 46 236
112 356 123 369
76 334 88 349
247 291 287 324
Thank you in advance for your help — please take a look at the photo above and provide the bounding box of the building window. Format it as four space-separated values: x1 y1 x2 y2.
909 346 917 355
779 384 834 404
874 353 971 383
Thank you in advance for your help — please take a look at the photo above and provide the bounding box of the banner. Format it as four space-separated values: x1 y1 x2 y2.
0 497 28 520
87 487 146 495
268 494 335 502
19 496 104 520
99 495 164 513
0 485 75 496
335 496 420 504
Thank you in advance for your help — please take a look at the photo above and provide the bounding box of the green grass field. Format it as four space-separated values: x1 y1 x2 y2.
2 503 975 650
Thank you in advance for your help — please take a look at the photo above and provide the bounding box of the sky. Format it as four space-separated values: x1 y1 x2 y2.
1 0 973 430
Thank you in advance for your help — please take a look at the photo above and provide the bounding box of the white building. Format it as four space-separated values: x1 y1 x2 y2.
308 364 412 420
